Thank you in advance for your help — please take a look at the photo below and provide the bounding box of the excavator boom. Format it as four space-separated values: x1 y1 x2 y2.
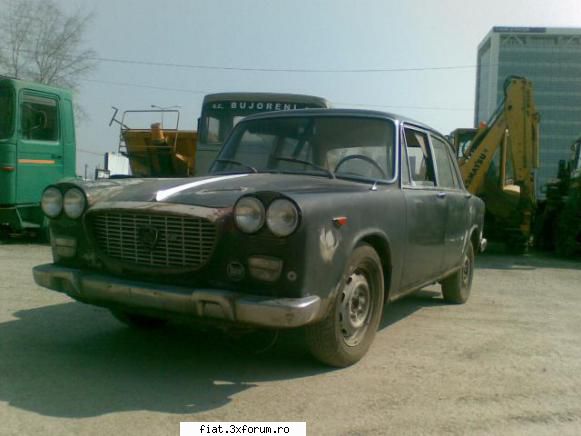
452 76 540 252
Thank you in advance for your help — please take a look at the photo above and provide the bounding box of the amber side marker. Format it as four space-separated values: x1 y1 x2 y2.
333 216 348 227
0 166 15 172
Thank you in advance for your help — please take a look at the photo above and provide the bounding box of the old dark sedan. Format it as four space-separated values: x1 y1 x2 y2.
33 109 485 367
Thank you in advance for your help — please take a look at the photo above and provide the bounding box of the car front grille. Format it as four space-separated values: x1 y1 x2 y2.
89 211 217 269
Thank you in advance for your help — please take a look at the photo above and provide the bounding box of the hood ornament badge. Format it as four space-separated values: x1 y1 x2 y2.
138 226 159 250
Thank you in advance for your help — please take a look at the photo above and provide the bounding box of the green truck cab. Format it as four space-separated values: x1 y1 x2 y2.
0 78 76 236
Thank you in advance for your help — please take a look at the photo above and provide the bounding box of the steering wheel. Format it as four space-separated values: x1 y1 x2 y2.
334 154 387 179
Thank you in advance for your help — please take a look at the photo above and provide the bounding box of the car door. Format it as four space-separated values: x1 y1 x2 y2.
430 134 470 272
400 125 447 290
16 91 65 205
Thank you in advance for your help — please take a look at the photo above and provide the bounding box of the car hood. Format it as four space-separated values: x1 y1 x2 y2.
79 173 375 208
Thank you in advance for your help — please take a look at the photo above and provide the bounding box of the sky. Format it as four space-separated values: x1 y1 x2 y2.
52 0 581 176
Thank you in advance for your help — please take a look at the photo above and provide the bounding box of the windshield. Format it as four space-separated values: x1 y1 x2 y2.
0 87 15 140
200 99 328 145
212 116 395 182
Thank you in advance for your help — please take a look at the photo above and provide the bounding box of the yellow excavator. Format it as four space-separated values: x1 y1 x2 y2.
450 76 540 252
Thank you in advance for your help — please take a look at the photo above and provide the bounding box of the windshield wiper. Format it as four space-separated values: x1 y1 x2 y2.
274 157 334 179
214 159 258 173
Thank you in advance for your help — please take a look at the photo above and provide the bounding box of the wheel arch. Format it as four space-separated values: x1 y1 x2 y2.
469 225 481 254
357 232 393 301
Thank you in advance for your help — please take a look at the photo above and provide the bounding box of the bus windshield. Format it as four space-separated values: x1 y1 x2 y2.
200 98 329 145
0 87 14 140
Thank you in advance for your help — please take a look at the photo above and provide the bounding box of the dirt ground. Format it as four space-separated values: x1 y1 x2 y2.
1 242 580 436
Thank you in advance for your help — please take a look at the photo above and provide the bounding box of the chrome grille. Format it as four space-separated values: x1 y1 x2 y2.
90 212 217 269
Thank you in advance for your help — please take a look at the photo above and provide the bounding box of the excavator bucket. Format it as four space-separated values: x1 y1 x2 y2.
122 125 197 177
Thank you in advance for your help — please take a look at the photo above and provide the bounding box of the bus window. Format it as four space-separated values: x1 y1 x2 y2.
21 94 59 141
0 88 14 139
206 116 221 144
199 96 330 146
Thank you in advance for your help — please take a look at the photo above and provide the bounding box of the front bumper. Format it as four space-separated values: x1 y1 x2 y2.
32 264 322 328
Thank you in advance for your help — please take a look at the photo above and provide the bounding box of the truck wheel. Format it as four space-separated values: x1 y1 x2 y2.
38 217 51 243
441 242 474 304
110 309 168 329
306 244 384 367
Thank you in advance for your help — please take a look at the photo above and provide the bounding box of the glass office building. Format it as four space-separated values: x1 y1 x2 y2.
476 27 581 196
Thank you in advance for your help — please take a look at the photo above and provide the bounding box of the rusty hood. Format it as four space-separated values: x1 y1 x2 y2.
76 173 372 208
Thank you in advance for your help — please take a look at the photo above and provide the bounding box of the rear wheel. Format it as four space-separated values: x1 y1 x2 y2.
0 226 9 242
306 244 384 367
441 242 474 304
110 309 168 329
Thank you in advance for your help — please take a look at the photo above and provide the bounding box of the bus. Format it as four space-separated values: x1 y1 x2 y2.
195 92 331 174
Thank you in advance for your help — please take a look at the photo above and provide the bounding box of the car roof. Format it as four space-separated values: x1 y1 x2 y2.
239 108 434 132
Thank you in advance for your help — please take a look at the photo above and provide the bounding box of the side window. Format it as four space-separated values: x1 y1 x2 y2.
403 128 436 186
205 116 220 144
431 135 458 189
0 87 14 139
21 94 59 141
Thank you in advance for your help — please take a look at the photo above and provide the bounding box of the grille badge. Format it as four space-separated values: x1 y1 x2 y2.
138 226 159 250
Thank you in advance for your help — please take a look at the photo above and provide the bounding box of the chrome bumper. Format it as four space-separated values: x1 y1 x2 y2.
32 264 322 328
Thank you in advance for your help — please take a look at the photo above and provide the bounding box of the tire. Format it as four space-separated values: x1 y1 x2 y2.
441 242 474 304
110 309 168 329
306 244 384 367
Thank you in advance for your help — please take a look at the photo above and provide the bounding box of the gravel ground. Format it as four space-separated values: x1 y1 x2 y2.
0 242 580 436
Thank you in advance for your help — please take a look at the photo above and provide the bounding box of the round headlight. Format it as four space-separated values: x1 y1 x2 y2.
234 197 265 233
266 198 300 237
63 188 87 219
41 187 63 218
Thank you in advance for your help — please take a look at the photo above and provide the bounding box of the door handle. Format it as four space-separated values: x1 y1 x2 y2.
437 192 447 199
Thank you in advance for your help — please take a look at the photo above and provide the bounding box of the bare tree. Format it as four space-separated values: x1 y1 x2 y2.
0 0 97 90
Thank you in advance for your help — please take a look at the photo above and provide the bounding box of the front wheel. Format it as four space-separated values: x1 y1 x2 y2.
306 244 384 367
441 242 474 304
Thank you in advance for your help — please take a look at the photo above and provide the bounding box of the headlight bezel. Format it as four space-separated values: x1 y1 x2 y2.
63 187 87 219
266 198 301 237
234 196 266 234
41 186 64 218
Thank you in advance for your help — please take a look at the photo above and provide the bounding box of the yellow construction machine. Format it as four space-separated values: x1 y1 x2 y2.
110 108 197 177
450 76 540 252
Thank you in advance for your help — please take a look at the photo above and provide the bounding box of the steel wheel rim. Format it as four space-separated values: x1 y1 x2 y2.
339 272 372 347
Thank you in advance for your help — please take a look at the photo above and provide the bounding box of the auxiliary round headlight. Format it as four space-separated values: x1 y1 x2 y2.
266 198 300 237
63 188 87 219
234 197 265 233
41 187 63 218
